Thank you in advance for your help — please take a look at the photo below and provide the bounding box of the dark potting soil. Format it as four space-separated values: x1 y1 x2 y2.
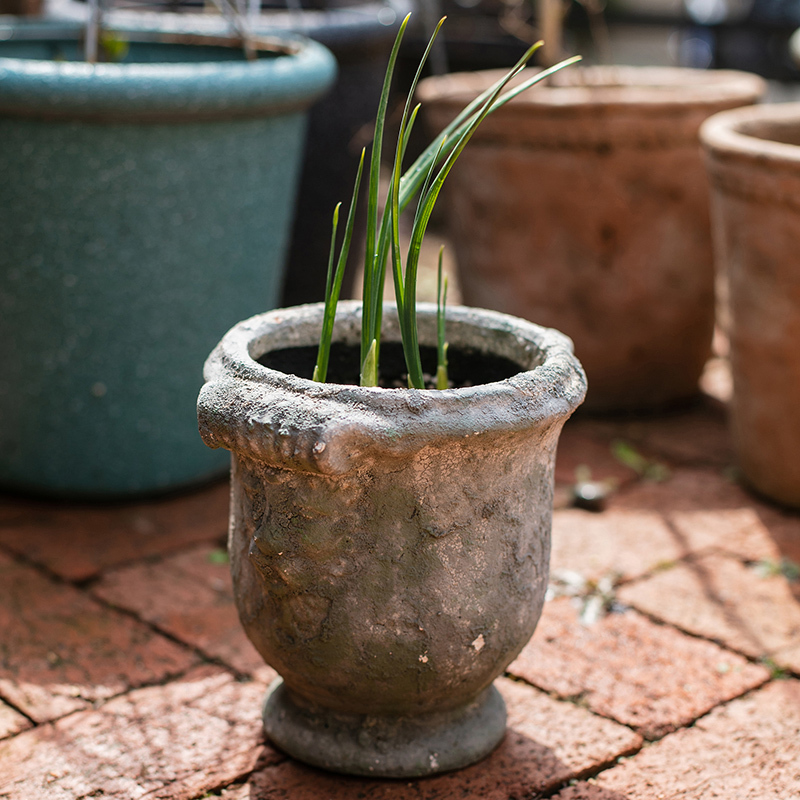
259 342 523 388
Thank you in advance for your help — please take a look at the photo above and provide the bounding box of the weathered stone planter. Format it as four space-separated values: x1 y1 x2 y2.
197 301 586 776
418 66 765 412
701 103 800 508
0 22 335 496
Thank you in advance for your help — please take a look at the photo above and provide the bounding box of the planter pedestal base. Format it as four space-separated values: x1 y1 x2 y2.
262 678 506 778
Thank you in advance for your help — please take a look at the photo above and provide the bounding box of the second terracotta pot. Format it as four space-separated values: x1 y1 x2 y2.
418 66 764 412
701 102 800 508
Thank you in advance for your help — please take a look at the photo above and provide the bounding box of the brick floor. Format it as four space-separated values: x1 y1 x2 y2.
618 552 800 673
575 395 733 472
1 394 800 799
508 599 769 739
0 666 279 800
558 679 800 800
550 505 692 584
91 544 275 680
608 467 793 563
0 480 230 581
554 419 640 490
0 700 30 741
0 551 198 722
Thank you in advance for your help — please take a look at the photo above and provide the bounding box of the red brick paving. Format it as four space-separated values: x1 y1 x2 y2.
572 679 800 800
608 467 793 563
550 506 690 583
0 479 230 581
0 550 198 722
92 544 276 680
1 397 799 799
576 395 733 472
555 419 640 490
0 701 30 740
0 666 279 800
618 552 800 673
508 599 769 739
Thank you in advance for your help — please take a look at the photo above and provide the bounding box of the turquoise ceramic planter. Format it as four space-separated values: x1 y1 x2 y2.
0 23 336 497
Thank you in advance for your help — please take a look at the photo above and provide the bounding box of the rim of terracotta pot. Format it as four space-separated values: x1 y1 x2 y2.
198 301 587 475
417 65 766 113
0 22 336 120
700 101 800 174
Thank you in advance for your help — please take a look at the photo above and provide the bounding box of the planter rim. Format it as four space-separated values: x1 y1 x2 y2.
45 0 410 50
701 101 800 170
0 23 336 119
417 65 765 113
198 301 587 474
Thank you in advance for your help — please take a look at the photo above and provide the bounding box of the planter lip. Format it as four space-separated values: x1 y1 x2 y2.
701 101 800 170
0 21 337 120
198 301 587 474
417 65 765 114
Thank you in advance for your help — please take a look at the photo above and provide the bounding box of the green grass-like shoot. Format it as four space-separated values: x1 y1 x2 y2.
313 13 581 388
361 338 378 387
313 148 365 383
436 246 449 391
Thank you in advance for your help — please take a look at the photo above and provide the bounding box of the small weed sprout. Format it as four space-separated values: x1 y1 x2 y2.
313 13 580 388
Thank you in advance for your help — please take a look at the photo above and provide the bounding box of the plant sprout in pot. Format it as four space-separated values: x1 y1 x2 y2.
197 14 586 779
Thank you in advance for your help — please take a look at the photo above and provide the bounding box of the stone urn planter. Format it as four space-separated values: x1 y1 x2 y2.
197 301 586 776
701 102 800 508
417 66 765 412
0 22 335 496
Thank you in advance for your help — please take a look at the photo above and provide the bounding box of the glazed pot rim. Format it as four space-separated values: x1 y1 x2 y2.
45 0 409 50
417 65 766 112
701 101 800 168
0 23 336 120
198 301 587 474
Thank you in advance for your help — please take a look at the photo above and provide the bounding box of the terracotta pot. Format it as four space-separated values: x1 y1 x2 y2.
417 66 765 412
701 103 800 508
197 301 586 777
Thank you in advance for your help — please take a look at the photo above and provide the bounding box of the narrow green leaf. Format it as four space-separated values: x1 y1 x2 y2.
323 203 341 306
437 357 449 391
397 51 582 213
313 148 366 383
405 41 545 317
398 46 545 389
313 202 341 383
361 338 378 387
380 18 447 388
436 248 448 390
362 12 411 364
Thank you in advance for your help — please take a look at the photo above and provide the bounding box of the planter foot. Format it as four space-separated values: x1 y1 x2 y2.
262 677 507 777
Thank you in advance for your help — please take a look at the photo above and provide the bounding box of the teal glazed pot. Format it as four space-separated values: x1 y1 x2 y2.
0 23 336 497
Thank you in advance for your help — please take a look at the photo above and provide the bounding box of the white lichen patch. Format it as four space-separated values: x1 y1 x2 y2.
471 634 485 652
